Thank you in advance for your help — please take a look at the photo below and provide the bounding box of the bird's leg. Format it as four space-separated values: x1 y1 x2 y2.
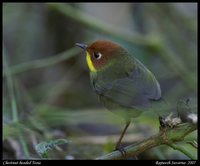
115 121 131 157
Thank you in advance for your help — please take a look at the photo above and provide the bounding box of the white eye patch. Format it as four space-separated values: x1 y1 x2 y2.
93 52 102 60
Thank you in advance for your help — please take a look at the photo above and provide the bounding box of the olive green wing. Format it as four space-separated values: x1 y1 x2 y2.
93 64 161 110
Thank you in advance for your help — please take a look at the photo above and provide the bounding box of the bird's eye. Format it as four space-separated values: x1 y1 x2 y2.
93 52 102 60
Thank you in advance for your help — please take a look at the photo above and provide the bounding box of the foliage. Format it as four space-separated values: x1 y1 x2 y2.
35 139 70 159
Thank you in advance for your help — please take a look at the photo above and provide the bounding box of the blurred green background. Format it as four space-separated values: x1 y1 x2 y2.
3 3 197 159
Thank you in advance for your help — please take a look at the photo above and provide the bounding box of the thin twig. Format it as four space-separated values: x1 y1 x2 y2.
3 46 30 158
3 47 81 76
3 49 18 122
186 141 198 149
47 3 149 47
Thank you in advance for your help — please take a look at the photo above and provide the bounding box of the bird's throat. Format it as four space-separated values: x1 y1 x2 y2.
86 51 97 72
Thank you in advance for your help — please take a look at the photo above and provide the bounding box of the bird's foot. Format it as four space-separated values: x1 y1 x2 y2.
115 144 127 158
115 145 138 160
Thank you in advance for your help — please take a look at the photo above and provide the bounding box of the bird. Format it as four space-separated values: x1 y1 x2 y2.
76 40 161 151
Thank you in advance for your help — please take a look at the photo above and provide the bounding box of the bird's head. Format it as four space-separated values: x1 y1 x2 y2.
76 40 125 72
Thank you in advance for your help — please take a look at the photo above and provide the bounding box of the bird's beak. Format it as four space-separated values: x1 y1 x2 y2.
75 43 88 50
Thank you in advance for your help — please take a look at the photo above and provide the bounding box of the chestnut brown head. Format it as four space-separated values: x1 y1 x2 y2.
76 40 124 72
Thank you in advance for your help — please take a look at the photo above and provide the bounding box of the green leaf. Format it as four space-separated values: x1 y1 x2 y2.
35 139 70 159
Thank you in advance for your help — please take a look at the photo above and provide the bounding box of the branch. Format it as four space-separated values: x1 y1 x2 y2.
96 123 197 160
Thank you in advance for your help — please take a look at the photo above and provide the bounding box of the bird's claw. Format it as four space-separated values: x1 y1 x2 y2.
115 144 127 158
